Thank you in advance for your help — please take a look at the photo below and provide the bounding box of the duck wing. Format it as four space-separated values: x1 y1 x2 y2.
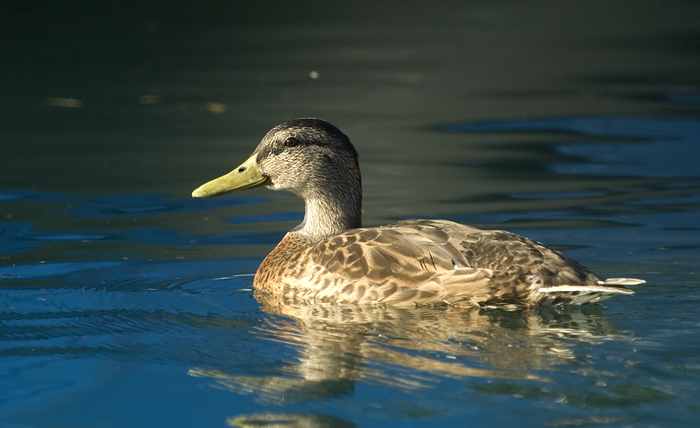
299 219 641 306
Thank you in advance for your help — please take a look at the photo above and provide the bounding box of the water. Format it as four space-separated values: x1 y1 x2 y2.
1 1 700 427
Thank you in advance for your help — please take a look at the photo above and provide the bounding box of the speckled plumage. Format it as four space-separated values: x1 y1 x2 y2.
192 118 644 307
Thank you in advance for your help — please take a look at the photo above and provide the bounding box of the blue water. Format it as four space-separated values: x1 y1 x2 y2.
2 112 699 427
2 1 700 427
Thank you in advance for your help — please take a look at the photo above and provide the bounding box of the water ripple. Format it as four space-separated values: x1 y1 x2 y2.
443 116 700 178
66 193 266 218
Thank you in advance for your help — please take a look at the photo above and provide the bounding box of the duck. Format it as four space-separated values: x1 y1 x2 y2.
192 118 644 307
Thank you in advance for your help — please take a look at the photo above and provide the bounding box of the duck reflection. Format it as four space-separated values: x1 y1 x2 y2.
227 412 356 428
189 293 629 405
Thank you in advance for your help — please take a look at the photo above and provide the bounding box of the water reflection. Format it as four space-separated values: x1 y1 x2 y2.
228 412 356 428
190 294 630 405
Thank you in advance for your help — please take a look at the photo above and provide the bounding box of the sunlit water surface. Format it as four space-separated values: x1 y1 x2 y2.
1 1 700 427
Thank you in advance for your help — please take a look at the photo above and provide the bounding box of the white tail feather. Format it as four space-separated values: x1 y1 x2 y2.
536 283 637 305
539 285 634 295
599 278 646 286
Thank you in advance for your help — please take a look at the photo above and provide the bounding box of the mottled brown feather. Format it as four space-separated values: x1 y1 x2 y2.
253 219 638 307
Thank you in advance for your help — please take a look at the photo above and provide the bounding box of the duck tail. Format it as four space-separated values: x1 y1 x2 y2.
599 277 646 286
536 277 644 306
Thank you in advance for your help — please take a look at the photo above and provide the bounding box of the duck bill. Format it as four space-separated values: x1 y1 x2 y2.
191 154 270 198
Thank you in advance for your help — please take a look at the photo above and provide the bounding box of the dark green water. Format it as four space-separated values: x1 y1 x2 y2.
1 1 699 427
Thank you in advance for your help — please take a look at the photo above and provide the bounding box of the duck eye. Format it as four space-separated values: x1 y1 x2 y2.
284 137 299 148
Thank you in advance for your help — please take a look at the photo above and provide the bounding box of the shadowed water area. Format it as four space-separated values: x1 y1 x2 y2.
1 1 700 427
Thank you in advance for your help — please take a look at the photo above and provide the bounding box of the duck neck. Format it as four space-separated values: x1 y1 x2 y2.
294 185 362 240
